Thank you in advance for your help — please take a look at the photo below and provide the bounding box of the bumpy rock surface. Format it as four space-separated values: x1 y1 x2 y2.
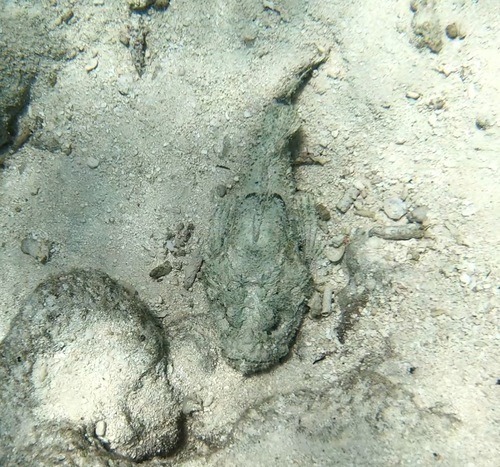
203 103 313 375
0 269 181 465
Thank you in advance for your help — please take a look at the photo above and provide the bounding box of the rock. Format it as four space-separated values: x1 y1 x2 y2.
406 90 421 100
383 198 407 220
445 23 465 40
331 234 346 248
86 156 99 168
94 420 106 438
476 115 494 130
149 262 172 279
20 234 52 264
316 203 331 221
216 184 227 198
308 290 323 318
85 58 98 72
408 206 429 224
325 245 346 264
336 186 361 213
0 269 181 464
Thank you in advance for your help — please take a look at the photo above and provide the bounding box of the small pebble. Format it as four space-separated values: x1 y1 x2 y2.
336 186 360 213
85 58 98 72
459 272 471 286
61 9 74 24
216 184 227 198
475 115 493 130
325 245 345 264
86 157 99 169
149 262 172 280
408 206 429 224
406 91 421 100
95 420 107 437
383 197 407 220
445 23 465 40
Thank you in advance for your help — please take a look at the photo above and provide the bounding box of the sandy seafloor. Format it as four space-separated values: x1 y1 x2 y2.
0 0 499 465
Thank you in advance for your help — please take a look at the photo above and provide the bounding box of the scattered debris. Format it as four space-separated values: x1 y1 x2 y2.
164 222 195 256
410 0 443 53
94 420 106 438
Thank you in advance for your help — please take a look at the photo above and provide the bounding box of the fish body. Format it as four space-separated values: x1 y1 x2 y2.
204 103 313 374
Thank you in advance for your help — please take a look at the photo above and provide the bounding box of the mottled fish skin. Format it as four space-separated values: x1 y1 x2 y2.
203 102 312 374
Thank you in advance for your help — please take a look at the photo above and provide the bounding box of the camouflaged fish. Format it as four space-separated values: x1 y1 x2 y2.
203 101 317 374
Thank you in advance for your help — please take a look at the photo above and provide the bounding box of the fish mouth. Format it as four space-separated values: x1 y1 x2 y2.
221 317 291 375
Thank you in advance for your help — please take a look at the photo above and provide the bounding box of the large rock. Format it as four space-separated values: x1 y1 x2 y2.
0 269 181 465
